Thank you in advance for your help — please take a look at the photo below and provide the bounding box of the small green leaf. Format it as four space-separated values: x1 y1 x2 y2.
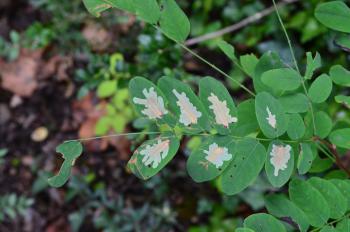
329 129 350 149
159 0 190 42
335 34 350 52
244 213 286 232
235 228 254 232
320 226 337 232
297 143 314 175
187 136 235 182
335 95 350 106
133 0 160 24
253 52 285 95
232 99 259 137
315 1 350 33
279 93 309 113
336 218 350 231
289 178 330 227
158 76 210 133
330 179 350 210
108 0 135 13
97 80 117 98
315 111 333 139
240 54 258 77
218 41 237 61
261 68 302 91
265 194 309 232
265 141 294 187
308 177 347 219
82 0 112 17
308 74 333 103
129 76 175 126
221 138 266 195
305 52 321 80
48 141 83 187
255 92 287 138
127 134 180 180
287 114 306 140
330 65 350 87
199 77 238 135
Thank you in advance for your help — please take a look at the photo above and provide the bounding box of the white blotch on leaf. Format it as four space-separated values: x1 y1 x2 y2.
208 93 237 127
172 89 202 126
140 139 170 168
270 144 291 176
133 87 168 119
266 107 277 129
204 143 232 168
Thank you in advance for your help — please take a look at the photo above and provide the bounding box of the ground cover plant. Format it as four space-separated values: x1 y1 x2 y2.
43 0 350 231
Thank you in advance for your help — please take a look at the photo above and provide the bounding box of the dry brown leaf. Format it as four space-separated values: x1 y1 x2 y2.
0 49 43 97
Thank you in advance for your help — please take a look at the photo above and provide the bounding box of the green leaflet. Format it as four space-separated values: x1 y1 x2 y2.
261 68 302 91
244 213 286 232
127 134 180 180
287 114 305 140
335 95 350 106
289 178 330 227
336 218 350 231
330 65 350 87
48 141 83 187
159 0 190 42
255 92 287 138
335 34 350 52
218 41 237 61
82 0 112 17
297 143 314 175
315 1 350 33
315 111 333 139
330 179 350 210
279 93 309 114
158 76 210 133
133 0 160 24
253 52 285 96
97 80 117 98
240 54 259 77
187 136 235 182
199 77 238 135
232 99 259 137
329 129 350 149
308 74 333 103
107 0 136 13
308 177 347 219
265 141 294 187
221 138 266 195
305 52 321 80
265 194 309 232
129 76 175 126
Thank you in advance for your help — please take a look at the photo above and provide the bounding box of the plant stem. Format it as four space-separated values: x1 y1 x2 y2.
272 0 317 134
271 0 299 73
67 131 162 142
178 43 256 97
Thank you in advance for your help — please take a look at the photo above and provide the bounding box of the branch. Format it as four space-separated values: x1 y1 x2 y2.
315 137 350 177
185 0 299 46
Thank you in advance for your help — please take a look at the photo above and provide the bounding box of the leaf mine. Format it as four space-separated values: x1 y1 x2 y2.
204 143 232 168
208 93 237 127
139 139 170 168
133 87 168 119
172 89 202 126
270 144 291 176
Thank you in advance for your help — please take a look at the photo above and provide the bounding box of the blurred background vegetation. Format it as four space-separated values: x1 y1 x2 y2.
0 0 348 231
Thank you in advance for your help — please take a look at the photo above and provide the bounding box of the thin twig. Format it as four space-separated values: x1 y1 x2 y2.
315 137 350 177
185 0 299 46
